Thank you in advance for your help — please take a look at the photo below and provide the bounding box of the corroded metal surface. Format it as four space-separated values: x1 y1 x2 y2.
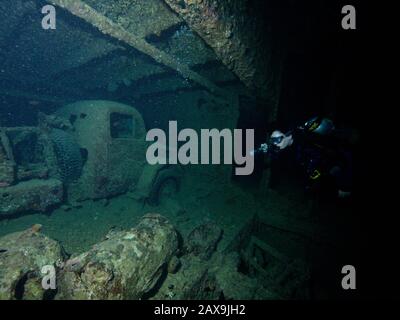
0 226 65 300
0 0 252 101
163 0 280 102
48 0 228 97
84 0 183 39
56 214 179 300
0 179 64 216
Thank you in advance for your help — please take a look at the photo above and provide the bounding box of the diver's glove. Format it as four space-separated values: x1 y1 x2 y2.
250 143 269 156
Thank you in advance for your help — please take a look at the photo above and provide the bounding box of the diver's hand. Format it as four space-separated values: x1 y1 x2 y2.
250 143 268 156
260 143 268 153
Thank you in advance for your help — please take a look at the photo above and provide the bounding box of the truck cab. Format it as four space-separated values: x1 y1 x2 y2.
0 100 181 216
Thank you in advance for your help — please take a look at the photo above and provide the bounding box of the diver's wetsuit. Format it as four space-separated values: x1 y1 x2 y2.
291 128 353 195
256 122 354 197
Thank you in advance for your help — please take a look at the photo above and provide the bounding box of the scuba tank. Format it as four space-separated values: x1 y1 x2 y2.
300 116 335 136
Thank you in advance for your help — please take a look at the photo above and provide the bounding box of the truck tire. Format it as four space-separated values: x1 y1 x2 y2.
147 166 182 206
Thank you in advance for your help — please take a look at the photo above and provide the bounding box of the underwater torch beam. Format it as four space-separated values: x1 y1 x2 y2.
47 0 228 99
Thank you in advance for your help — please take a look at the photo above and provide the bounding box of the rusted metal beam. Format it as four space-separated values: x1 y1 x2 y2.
0 88 68 104
47 0 228 98
163 0 282 104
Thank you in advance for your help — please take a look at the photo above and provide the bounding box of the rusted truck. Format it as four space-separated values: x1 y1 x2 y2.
0 100 181 216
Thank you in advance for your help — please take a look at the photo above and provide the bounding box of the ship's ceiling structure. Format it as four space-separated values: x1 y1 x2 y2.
0 0 278 105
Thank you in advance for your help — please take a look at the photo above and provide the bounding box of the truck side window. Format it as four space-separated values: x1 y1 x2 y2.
110 113 134 138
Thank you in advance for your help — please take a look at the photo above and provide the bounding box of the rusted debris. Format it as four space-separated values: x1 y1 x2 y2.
0 179 64 216
56 214 179 300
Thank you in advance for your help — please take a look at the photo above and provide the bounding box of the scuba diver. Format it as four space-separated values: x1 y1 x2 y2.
251 116 354 199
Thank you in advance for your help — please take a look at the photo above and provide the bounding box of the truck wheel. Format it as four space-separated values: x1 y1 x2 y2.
147 167 181 206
